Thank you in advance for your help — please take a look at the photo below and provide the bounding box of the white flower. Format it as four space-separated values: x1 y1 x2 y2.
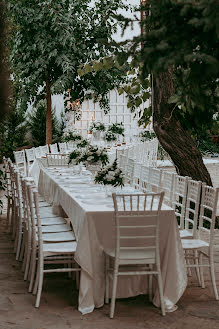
108 171 115 176
105 174 114 182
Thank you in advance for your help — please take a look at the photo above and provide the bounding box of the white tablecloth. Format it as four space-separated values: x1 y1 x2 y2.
37 166 187 314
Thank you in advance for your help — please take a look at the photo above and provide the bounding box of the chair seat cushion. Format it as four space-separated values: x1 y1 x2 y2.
182 239 209 250
41 231 76 242
41 217 66 225
39 207 56 218
104 248 156 265
43 241 77 256
42 224 71 233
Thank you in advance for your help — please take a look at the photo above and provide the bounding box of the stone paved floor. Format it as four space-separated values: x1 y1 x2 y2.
1 198 219 329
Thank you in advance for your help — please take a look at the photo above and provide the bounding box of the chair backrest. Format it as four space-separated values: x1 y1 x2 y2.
14 170 23 219
149 138 158 167
27 183 38 250
25 148 36 170
184 179 202 237
8 161 16 202
50 143 59 154
58 142 67 153
118 154 128 172
161 171 176 207
132 162 142 189
112 192 164 262
199 186 219 250
46 154 69 167
139 165 150 192
173 175 189 229
125 158 135 183
66 141 76 151
34 146 42 158
40 145 49 157
148 167 162 193
13 150 27 175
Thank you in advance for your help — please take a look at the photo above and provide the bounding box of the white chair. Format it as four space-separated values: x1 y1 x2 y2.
34 147 42 158
46 154 69 167
118 154 128 172
39 145 49 157
28 187 80 308
20 178 67 282
49 143 59 154
180 180 202 239
182 186 219 300
13 150 27 175
173 175 189 229
124 158 135 183
105 192 165 318
66 141 76 151
149 138 158 167
148 167 162 193
58 142 67 153
132 162 142 189
161 171 175 207
26 182 76 293
140 165 150 192
25 148 36 173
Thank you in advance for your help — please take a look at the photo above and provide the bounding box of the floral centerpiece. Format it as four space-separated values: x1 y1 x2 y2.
68 149 81 164
89 121 105 132
104 130 117 142
94 160 124 187
79 145 109 167
62 129 82 142
76 139 90 148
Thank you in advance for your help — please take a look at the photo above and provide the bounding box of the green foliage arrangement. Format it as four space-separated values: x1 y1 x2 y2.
104 131 117 142
68 150 81 165
69 145 109 167
90 122 106 132
76 139 90 148
80 146 109 166
62 131 82 143
94 160 124 187
108 123 124 136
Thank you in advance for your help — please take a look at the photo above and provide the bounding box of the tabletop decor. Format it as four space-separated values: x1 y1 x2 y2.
79 145 109 167
94 160 124 187
62 129 82 142
68 149 81 164
76 139 90 148
104 130 117 142
89 121 105 132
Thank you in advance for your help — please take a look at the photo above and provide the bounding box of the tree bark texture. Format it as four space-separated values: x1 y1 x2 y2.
152 70 212 186
46 78 52 145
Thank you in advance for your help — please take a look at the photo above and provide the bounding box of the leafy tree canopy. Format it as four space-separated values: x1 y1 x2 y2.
6 0 129 108
80 0 219 132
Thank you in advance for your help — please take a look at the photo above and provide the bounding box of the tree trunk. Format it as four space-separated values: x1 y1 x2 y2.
46 78 52 145
152 70 212 186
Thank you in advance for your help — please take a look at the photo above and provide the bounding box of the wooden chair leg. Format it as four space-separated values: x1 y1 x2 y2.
157 272 166 316
110 263 119 319
209 256 219 300
105 255 109 304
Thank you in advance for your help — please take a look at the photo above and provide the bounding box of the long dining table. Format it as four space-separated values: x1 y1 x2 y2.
36 163 187 314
